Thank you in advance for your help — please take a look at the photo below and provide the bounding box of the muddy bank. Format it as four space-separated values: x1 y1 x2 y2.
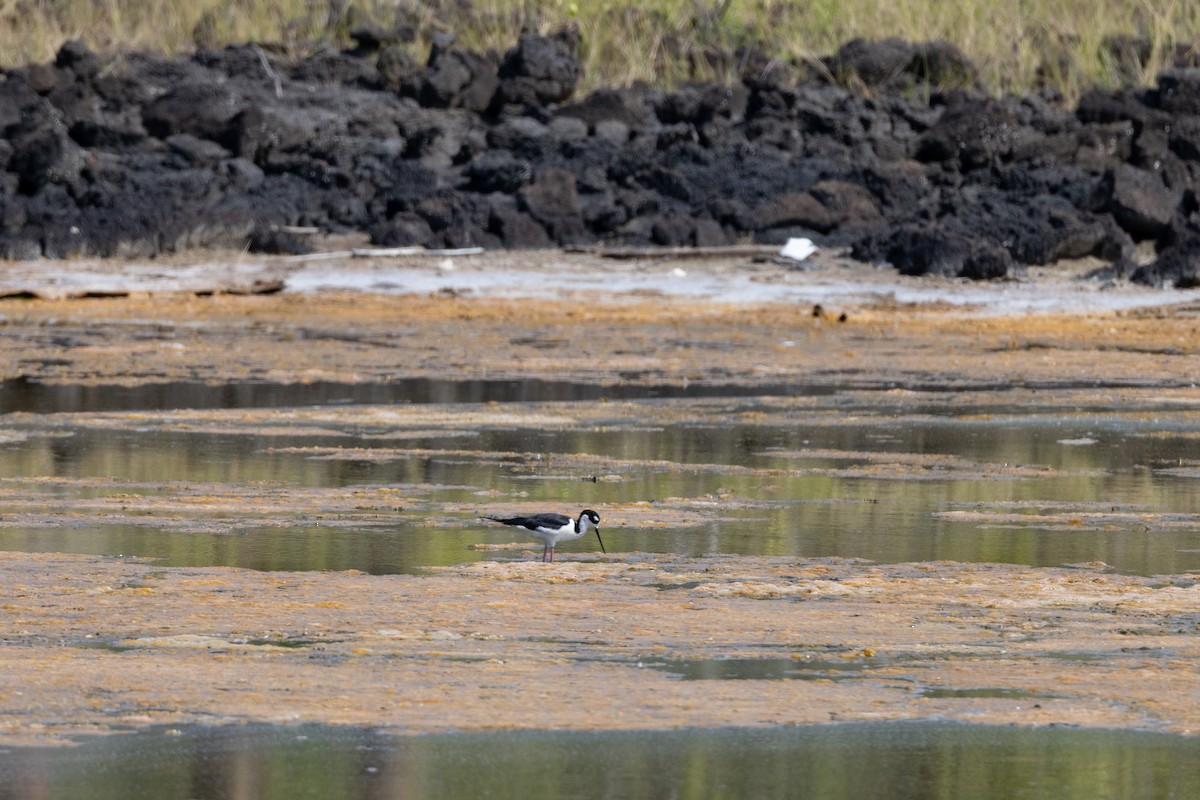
3 33 1200 285
1 551 1197 746
2 252 1200 390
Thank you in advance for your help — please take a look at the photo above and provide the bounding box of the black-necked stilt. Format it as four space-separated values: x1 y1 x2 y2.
485 510 604 562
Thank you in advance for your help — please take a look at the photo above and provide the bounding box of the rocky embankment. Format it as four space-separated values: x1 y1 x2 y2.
3 31 1200 285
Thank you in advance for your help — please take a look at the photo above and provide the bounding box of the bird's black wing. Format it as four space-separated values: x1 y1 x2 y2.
518 513 571 530
488 512 571 530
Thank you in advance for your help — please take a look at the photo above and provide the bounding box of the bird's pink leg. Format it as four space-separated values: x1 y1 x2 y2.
549 547 555 563
541 545 549 562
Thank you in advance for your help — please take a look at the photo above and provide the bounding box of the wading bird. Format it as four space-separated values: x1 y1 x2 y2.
485 510 604 562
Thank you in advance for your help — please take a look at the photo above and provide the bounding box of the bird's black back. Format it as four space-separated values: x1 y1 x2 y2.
487 513 571 531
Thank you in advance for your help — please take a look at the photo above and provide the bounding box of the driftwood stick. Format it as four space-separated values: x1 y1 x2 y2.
566 245 782 260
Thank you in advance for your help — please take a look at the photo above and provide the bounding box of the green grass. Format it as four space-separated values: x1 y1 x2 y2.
1 0 1198 99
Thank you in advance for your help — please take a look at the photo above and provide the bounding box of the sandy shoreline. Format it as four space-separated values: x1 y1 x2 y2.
1 251 1199 745
2 250 1200 391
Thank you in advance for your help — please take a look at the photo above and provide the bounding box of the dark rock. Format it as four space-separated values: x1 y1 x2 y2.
1132 126 1189 190
547 115 588 142
859 160 935 213
825 38 978 92
593 119 630 145
440 223 499 250
55 40 105 80
0 192 26 230
496 31 581 107
0 234 44 260
810 179 883 228
656 123 698 151
1076 88 1168 133
380 162 443 215
414 193 465 231
465 151 533 193
9 117 85 194
750 192 833 233
1073 120 1136 169
1168 116 1200 161
0 79 47 136
50 83 147 147
860 224 1015 279
218 158 265 192
1010 199 1125 264
419 38 499 112
580 192 627 232
226 106 309 166
644 166 691 202
1102 164 1181 239
827 38 915 87
941 189 1125 265
916 98 1022 169
490 199 552 248
142 82 241 140
193 45 274 78
910 40 979 89
248 225 311 255
556 88 655 130
1135 234 1200 287
959 245 1013 280
1156 68 1200 115
692 218 729 247
347 27 394 55
517 167 586 243
398 108 478 169
0 29 1185 282
167 134 232 165
368 213 435 247
650 214 694 246
41 223 88 258
290 51 380 87
486 117 554 161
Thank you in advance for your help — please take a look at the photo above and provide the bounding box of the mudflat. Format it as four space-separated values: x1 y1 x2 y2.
1 251 1199 745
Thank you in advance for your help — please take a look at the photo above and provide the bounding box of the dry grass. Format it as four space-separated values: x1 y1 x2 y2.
0 0 1198 98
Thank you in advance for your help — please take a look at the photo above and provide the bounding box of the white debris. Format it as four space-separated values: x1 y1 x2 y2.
779 237 818 262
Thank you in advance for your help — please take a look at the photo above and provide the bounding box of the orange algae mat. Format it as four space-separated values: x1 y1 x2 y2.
1 551 1197 746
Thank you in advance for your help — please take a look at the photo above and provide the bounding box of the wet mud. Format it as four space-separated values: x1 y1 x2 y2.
1 257 1200 745
2 551 1198 747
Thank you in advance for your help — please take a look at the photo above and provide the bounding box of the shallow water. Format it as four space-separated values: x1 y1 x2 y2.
3 379 1200 784
1 721 1197 800
0 377 837 413
1 380 1200 575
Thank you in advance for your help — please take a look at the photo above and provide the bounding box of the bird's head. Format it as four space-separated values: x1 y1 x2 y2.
580 509 604 554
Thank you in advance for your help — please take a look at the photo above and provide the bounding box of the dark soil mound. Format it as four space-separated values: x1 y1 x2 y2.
3 33 1200 285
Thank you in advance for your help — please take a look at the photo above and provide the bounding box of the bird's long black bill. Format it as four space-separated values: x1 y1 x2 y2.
595 528 606 554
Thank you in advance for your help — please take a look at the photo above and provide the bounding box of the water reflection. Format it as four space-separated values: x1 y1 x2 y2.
1 722 1197 800
2 390 1200 575
0 377 836 414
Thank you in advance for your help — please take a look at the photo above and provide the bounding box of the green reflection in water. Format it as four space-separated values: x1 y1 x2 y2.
1 405 1200 574
641 655 867 680
0 722 1197 800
